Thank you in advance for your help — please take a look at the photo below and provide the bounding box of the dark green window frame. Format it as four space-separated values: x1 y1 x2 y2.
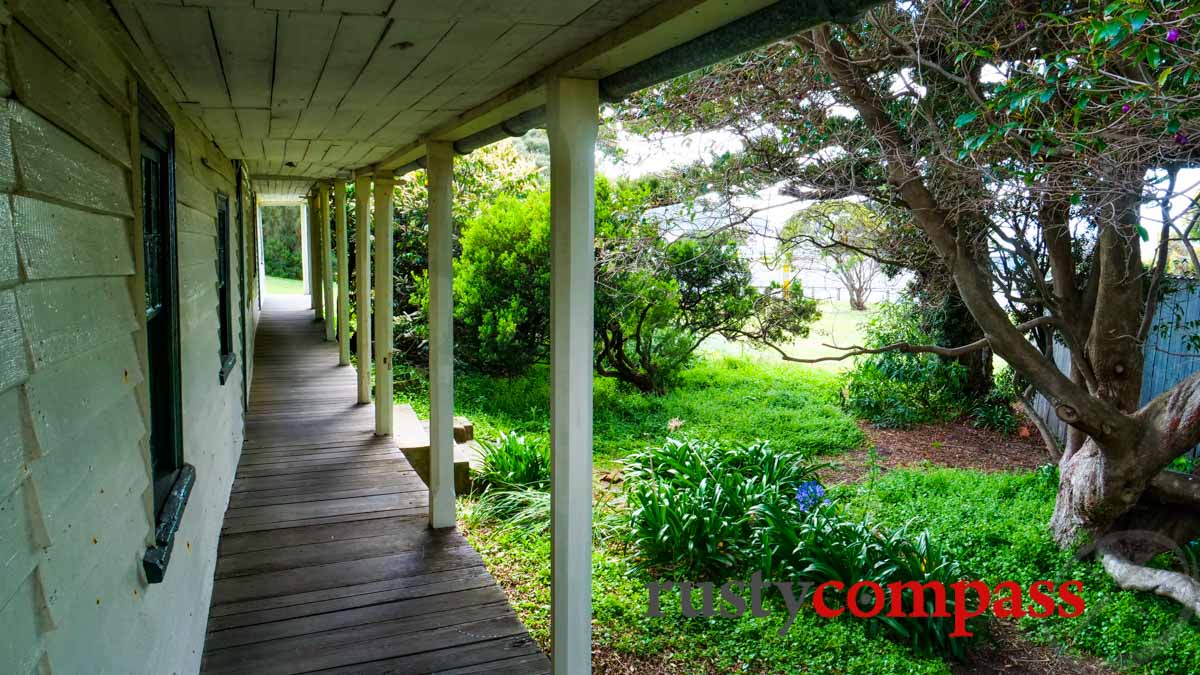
139 90 195 584
216 192 236 384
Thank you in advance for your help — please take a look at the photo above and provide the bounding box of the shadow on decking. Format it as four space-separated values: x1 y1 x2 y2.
201 294 549 675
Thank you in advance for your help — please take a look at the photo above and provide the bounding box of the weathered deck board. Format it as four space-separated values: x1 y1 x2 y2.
202 294 548 675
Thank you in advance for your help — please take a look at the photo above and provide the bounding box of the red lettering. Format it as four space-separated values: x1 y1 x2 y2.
990 581 1027 619
1057 580 1085 618
813 581 844 618
950 580 991 638
847 581 884 618
1027 580 1056 618
886 580 950 618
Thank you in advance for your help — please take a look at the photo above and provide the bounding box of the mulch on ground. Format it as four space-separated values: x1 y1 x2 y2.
952 620 1116 675
821 420 1051 485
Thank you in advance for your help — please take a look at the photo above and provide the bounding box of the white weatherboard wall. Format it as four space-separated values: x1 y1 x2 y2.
0 3 256 673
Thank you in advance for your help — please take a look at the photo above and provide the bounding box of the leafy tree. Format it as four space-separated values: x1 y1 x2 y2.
782 201 884 310
261 204 303 279
451 192 551 373
384 141 544 363
449 177 820 392
625 0 1200 610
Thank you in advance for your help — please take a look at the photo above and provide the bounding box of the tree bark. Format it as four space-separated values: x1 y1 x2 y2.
809 23 1200 612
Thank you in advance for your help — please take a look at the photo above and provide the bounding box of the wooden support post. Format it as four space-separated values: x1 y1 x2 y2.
309 197 324 317
335 180 351 365
547 76 598 675
320 182 335 341
373 172 395 435
426 141 456 529
354 175 373 404
300 199 312 299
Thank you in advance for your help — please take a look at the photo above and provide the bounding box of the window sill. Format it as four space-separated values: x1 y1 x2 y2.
142 463 196 584
218 353 237 385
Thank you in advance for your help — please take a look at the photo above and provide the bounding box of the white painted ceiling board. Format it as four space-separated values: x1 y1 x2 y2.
293 107 338 140
322 0 391 14
211 8 275 108
122 0 765 182
236 108 271 139
268 109 300 138
136 3 230 106
308 15 390 110
272 11 338 110
335 19 453 111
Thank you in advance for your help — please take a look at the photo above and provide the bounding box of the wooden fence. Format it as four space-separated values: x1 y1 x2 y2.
1033 282 1200 455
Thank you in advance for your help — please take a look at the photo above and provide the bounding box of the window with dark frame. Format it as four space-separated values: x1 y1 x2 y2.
140 91 195 584
216 193 235 383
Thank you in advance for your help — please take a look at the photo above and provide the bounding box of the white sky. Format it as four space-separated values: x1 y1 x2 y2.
600 127 1200 262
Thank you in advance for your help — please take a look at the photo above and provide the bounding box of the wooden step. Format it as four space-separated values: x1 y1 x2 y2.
393 404 478 494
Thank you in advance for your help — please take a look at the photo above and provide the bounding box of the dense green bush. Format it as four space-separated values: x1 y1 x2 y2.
261 205 303 279
625 438 822 579
969 365 1020 433
625 437 977 658
447 177 818 390
845 301 969 428
469 432 552 527
451 193 552 373
755 500 982 658
474 432 550 491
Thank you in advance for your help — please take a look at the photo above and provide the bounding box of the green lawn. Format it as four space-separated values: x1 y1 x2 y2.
394 355 865 466
265 275 304 294
462 465 1200 675
430 350 1200 674
705 299 876 372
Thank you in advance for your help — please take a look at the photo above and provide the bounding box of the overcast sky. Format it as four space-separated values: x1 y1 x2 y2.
600 126 1200 262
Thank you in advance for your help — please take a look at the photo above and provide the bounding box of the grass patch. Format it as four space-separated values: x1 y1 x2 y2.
706 299 875 372
462 511 951 674
837 467 1200 674
394 355 864 463
265 275 304 294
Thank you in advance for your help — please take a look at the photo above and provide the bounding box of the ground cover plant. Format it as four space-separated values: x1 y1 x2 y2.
394 354 864 463
623 0 1200 612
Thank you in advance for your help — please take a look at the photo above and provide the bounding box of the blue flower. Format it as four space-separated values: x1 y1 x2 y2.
795 480 830 512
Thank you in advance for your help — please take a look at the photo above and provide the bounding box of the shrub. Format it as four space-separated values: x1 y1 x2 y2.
970 365 1020 433
754 500 983 659
448 178 819 389
261 205 303 279
468 485 551 531
625 438 822 579
838 468 1200 673
452 193 553 374
474 432 550 491
845 301 969 428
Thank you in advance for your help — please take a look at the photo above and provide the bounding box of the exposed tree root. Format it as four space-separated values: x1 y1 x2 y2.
1099 547 1200 615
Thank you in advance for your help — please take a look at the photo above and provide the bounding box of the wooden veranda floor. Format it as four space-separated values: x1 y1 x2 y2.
201 294 549 675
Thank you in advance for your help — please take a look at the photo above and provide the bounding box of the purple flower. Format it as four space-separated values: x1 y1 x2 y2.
960 0 969 7
1166 28 1180 43
1121 103 1131 113
1176 131 1190 145
1016 20 1026 31
795 480 830 512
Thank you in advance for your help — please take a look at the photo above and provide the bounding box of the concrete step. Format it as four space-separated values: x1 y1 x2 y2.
393 404 478 494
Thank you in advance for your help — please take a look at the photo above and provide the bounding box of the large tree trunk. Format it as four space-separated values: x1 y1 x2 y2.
809 22 1200 612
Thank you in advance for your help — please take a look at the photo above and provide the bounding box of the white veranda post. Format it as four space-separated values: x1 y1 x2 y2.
310 196 324 317
426 141 456 529
373 172 396 435
299 199 311 298
320 182 335 341
354 175 373 404
547 76 598 675
335 181 351 365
